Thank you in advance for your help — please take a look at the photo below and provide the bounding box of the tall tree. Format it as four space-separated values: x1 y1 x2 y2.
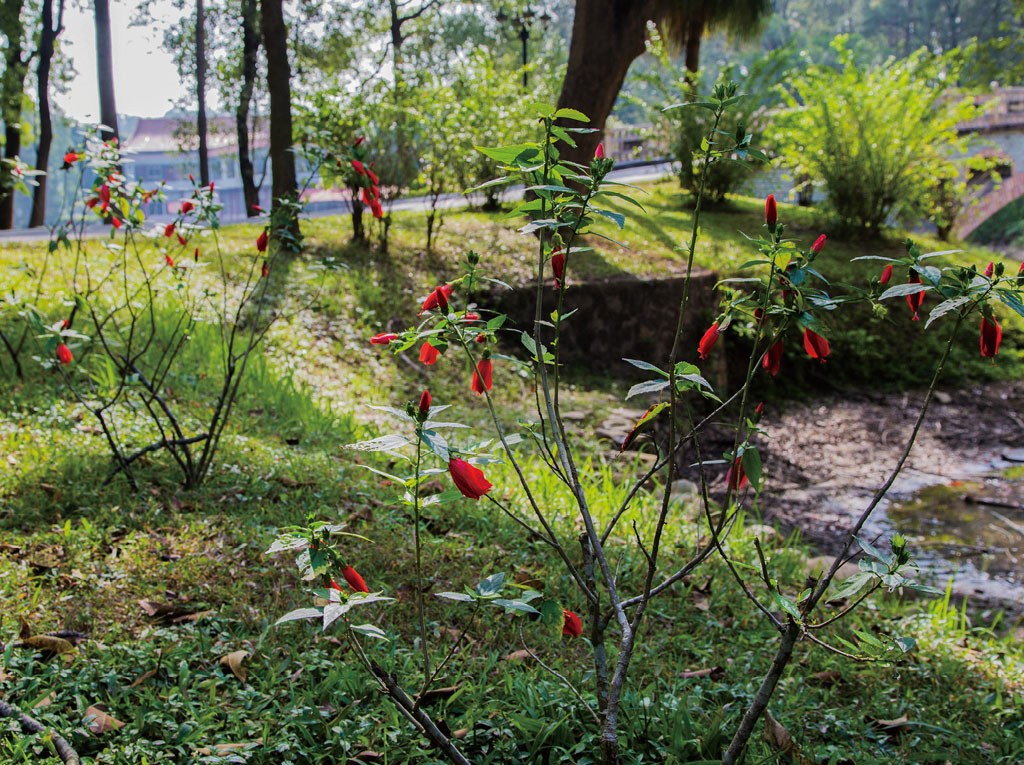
260 0 297 233
0 0 31 229
29 0 65 228
196 0 210 185
555 0 771 166
236 0 261 215
94 0 119 143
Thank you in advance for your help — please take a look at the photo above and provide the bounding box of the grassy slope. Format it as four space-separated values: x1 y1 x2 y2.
1 182 1022 763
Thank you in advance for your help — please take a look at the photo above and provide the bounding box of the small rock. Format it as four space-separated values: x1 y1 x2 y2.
933 391 952 404
746 524 783 546
561 411 586 421
804 555 859 581
1002 447 1024 463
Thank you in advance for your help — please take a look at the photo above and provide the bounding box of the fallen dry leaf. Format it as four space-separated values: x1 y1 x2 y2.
347 752 384 764
417 685 460 706
129 668 158 688
810 670 842 685
679 667 724 680
219 650 249 683
85 704 125 733
18 635 76 657
138 599 213 625
33 691 56 709
452 729 469 739
193 739 263 756
763 710 809 763
503 649 532 662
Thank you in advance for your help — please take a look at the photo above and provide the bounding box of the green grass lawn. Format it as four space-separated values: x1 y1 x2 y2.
1 181 1022 763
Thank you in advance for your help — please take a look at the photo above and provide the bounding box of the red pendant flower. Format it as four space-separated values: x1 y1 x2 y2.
980 317 1001 358
261 262 269 278
181 200 194 214
811 234 826 254
984 261 994 278
56 343 73 365
726 457 748 492
331 565 369 593
762 340 783 377
697 322 721 359
803 328 829 362
256 229 269 253
419 390 431 416
448 458 492 500
472 358 492 394
164 222 174 238
352 159 366 176
62 152 79 166
562 609 583 638
370 333 398 345
165 254 175 267
906 273 924 321
880 264 892 285
420 284 453 315
551 249 566 288
419 341 440 365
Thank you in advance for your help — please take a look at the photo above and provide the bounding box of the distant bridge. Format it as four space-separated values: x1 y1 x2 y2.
605 87 1024 241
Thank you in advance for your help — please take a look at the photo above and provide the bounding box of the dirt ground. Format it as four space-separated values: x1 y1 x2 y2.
753 379 1024 551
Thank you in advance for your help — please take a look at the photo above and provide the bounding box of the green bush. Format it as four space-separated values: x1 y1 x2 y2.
774 37 990 235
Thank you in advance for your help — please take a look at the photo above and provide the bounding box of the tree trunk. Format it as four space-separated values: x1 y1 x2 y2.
554 0 657 169
260 0 298 234
0 0 29 229
29 0 63 228
93 0 119 144
350 186 364 242
236 0 260 216
684 14 704 75
196 0 210 186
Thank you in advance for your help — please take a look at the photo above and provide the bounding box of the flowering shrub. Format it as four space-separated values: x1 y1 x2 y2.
269 90 1024 764
15 131 355 488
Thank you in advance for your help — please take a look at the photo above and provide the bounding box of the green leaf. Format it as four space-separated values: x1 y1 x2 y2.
830 571 874 600
464 176 512 194
893 636 916 653
275 608 322 625
622 358 668 377
997 289 1024 320
350 623 388 640
878 283 930 301
475 572 505 597
855 536 891 565
741 446 763 489
553 107 589 122
925 296 971 327
591 208 626 229
419 429 450 462
770 590 802 621
853 629 883 649
626 379 670 399
491 598 541 615
436 591 475 602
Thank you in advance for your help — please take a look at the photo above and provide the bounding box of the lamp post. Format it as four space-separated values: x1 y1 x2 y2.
496 6 552 89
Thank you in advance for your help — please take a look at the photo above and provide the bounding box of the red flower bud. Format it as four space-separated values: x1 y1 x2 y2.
177 234 187 247
370 333 398 345
594 143 605 160
811 234 826 254
551 249 566 288
367 169 379 185
164 222 175 238
1018 262 1024 275
906 273 924 321
86 197 99 209
697 322 722 360
880 264 892 285
56 343 73 365
765 194 777 228
111 217 122 229
251 204 264 214
803 328 829 362
727 457 748 492
762 340 783 377
755 401 764 416
463 313 480 322
475 333 486 343
753 308 765 326
420 284 453 315
181 200 194 214
980 316 1001 358
562 609 583 638
338 565 369 593
984 261 994 278
419 390 431 415
100 184 111 204
419 341 440 365
62 152 79 167
471 358 492 394
256 229 269 253
165 254 175 267
188 173 195 183
209 181 215 192
261 262 269 278
354 136 365 147
194 247 200 261
352 159 366 176
448 457 492 500
370 198 383 219
61 319 70 329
